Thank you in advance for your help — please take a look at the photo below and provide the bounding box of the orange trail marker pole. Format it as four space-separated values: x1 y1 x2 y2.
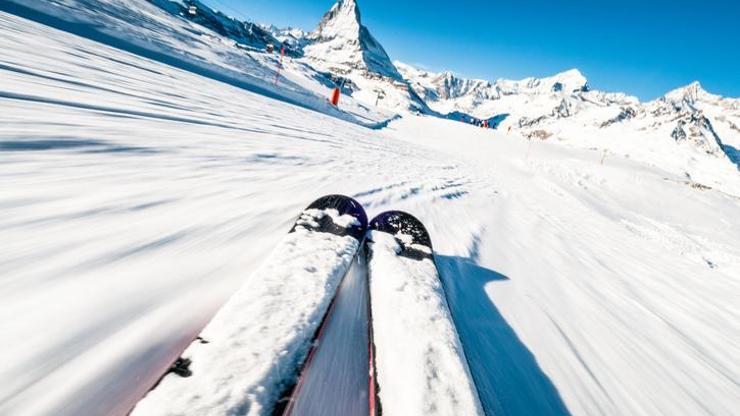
330 87 340 106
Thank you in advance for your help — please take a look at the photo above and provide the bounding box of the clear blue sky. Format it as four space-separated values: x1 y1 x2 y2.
204 0 740 100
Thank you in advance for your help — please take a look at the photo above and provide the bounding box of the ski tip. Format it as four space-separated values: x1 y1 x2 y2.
368 210 433 251
293 194 368 240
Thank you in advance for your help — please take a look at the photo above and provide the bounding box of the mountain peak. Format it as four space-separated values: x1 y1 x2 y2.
555 68 586 82
312 0 361 41
304 0 401 80
664 81 711 105
546 69 588 93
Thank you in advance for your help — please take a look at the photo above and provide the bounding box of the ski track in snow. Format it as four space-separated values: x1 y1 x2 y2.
2 6 740 416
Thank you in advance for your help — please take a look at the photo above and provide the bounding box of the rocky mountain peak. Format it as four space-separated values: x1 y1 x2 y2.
304 0 402 80
552 69 588 91
311 0 361 41
664 81 712 106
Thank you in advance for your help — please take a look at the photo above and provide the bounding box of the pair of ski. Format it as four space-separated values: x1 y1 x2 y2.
132 195 483 416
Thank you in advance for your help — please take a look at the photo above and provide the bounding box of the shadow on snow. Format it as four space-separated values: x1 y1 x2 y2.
722 144 740 169
0 138 158 154
436 254 571 416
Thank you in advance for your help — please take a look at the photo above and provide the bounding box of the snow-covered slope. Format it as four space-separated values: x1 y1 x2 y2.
0 8 407 414
0 0 397 127
385 116 740 416
2 0 740 416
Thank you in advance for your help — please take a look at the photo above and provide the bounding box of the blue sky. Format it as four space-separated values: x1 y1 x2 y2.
205 0 740 100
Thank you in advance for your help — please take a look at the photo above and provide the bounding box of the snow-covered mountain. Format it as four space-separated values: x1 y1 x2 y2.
162 0 298 55
397 61 740 181
645 83 731 157
250 0 426 113
397 62 631 123
260 24 310 51
398 62 590 103
303 0 401 81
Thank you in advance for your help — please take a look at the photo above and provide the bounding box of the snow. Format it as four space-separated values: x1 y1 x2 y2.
132 209 361 416
384 115 740 415
367 230 483 416
297 208 360 229
2 0 740 415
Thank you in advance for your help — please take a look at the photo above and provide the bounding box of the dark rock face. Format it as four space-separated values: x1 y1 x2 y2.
519 115 548 128
671 111 726 156
553 99 574 118
171 0 300 56
601 107 638 128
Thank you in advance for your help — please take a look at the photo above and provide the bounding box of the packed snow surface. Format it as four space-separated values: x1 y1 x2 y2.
2 1 740 416
296 208 361 229
367 230 483 416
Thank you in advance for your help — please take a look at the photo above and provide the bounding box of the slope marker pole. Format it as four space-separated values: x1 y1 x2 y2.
274 45 285 85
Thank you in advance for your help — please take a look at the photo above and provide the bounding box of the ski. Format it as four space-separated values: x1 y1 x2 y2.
277 246 372 416
365 211 485 416
132 195 367 416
